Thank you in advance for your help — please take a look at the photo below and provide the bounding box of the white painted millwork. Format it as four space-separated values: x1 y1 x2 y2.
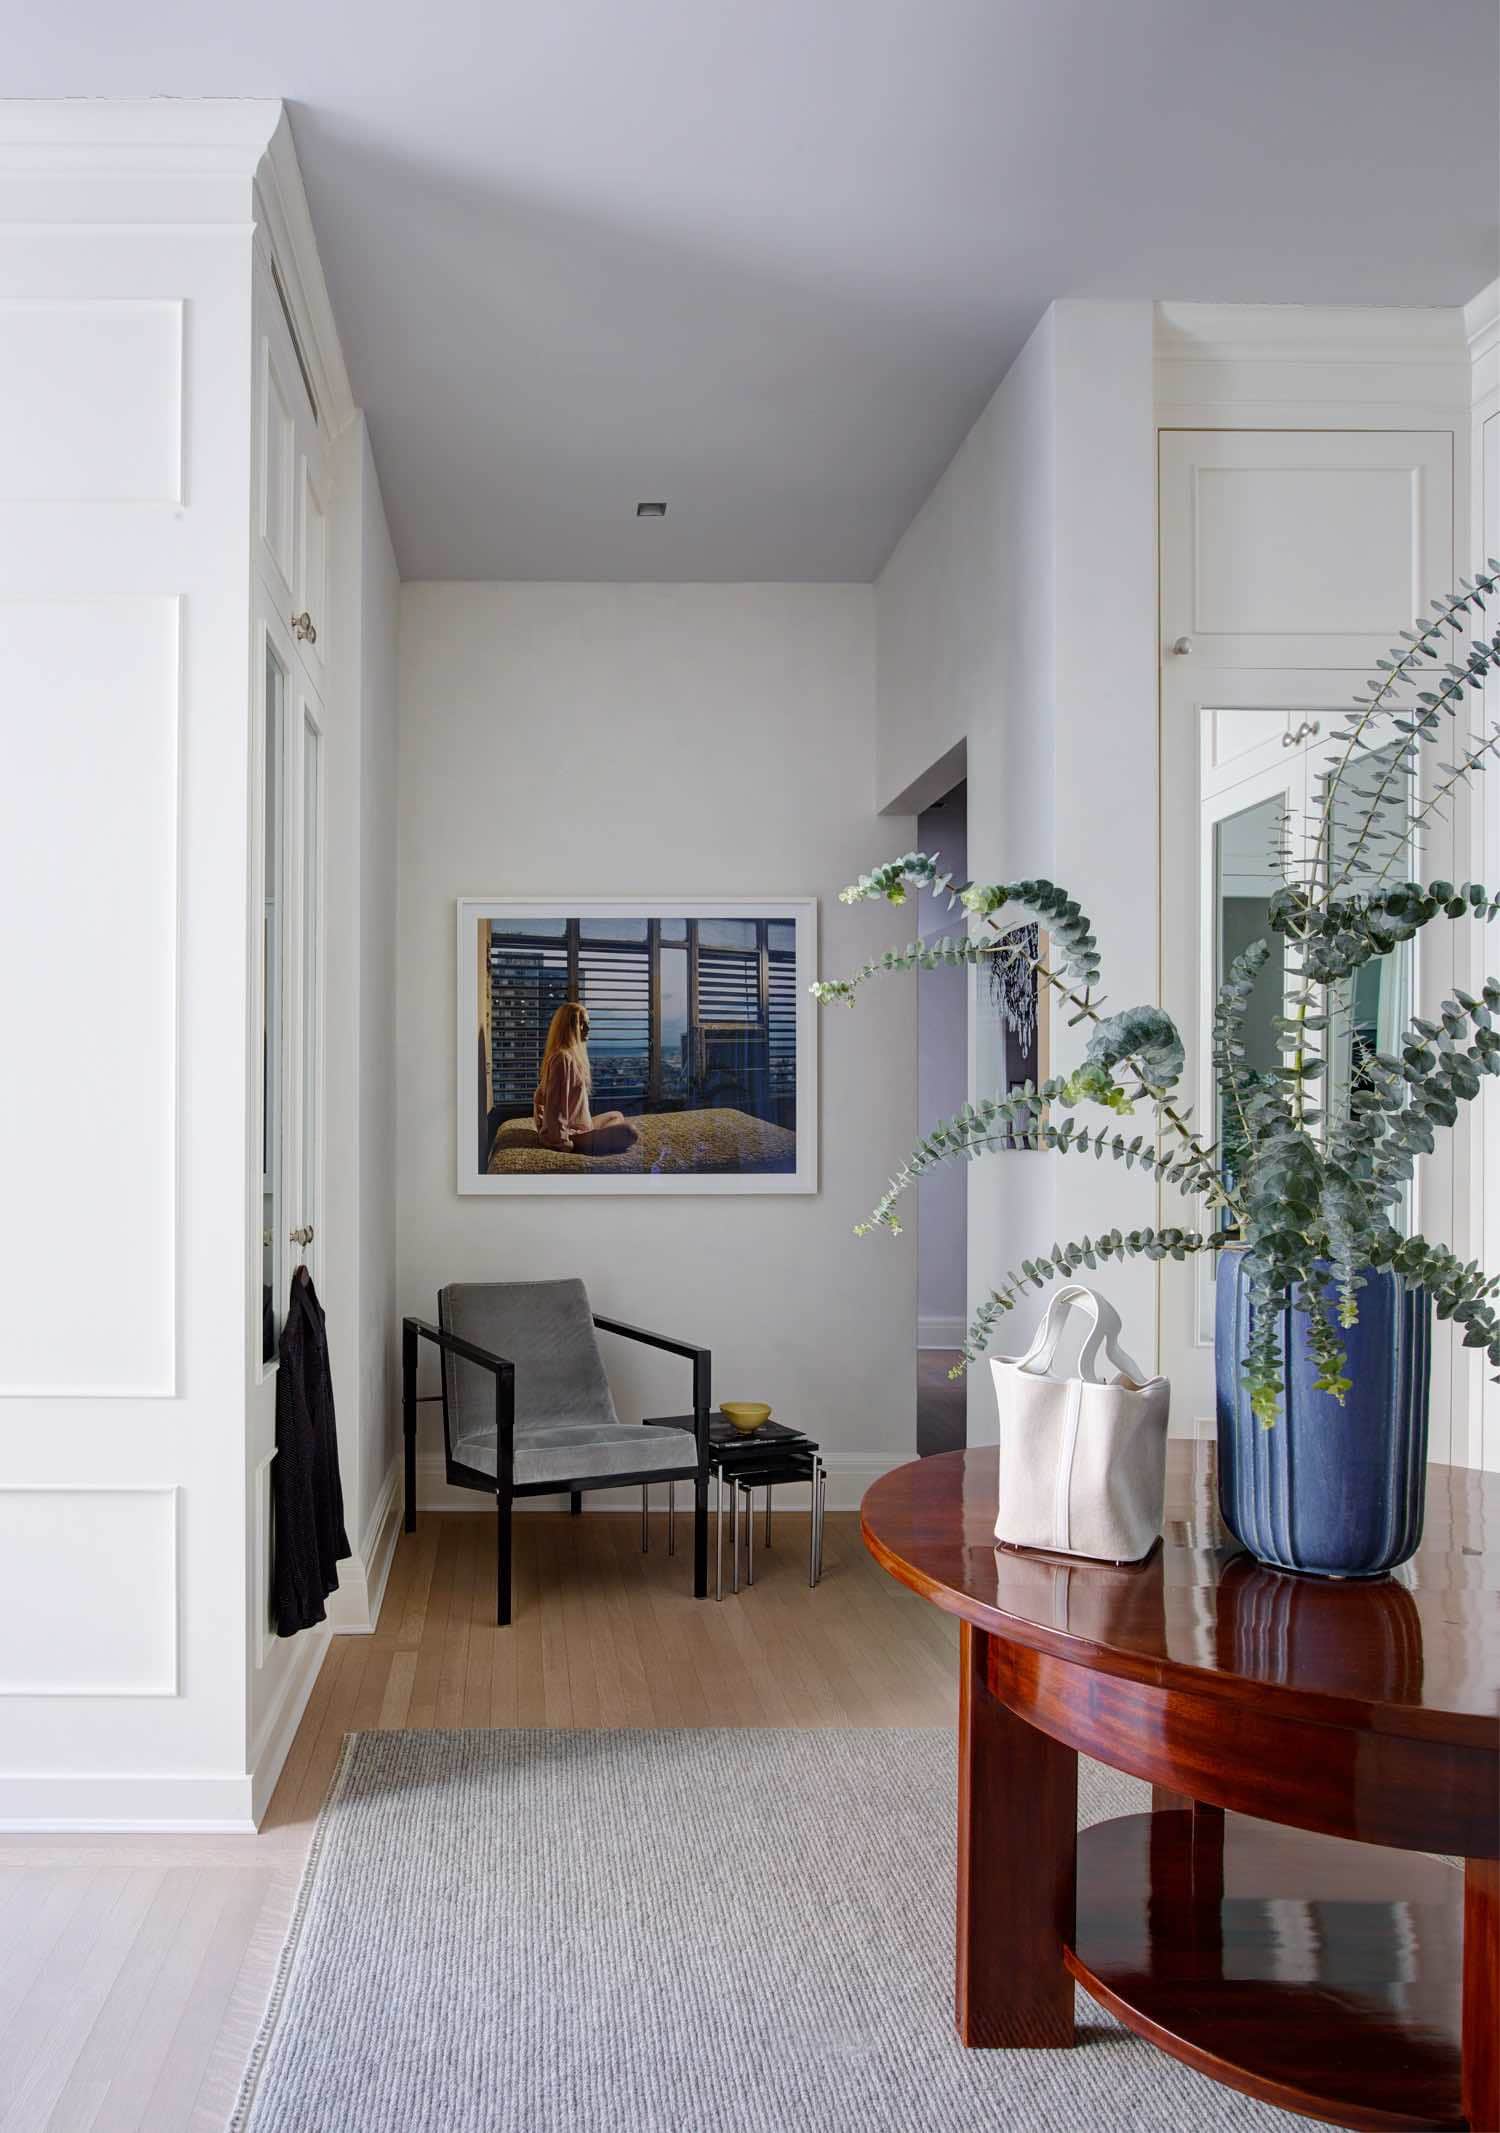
1157 404 1472 1451
0 103 398 1831
0 593 180 1397
0 298 183 503
1160 429 1453 671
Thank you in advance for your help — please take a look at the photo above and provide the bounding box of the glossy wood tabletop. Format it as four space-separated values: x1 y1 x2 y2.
862 1441 1500 1752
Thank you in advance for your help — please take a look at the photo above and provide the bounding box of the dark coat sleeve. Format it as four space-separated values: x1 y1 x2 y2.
273 1271 351 1637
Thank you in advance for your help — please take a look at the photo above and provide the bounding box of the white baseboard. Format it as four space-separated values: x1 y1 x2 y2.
918 1315 966 1349
416 1448 908 1516
327 1456 401 1635
0 1770 257 1833
248 1620 331 1827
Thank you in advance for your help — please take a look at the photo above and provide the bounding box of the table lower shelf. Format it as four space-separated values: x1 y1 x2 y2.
1068 1811 1465 2132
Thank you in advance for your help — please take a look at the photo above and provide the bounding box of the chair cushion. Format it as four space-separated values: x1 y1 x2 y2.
438 1279 618 1465
457 1422 698 1488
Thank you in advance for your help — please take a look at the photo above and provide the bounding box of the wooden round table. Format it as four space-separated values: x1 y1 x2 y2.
862 1443 1499 2132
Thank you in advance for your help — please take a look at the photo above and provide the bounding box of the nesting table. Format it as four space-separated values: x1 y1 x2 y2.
645 1413 825 1598
861 1442 1499 2132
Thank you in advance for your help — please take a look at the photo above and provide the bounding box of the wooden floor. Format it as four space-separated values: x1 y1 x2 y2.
0 1509 958 2133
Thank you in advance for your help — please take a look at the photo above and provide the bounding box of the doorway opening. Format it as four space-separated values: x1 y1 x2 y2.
916 779 967 1455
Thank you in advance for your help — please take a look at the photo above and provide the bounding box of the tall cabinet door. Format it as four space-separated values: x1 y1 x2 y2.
1158 428 1451 1431
252 608 326 1376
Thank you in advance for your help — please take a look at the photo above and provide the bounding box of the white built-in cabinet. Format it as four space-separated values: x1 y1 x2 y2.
252 253 329 1381
1157 427 1453 1427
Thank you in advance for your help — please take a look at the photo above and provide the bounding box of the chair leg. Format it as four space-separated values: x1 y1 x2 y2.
570 1490 582 1516
402 1325 417 1534
667 1481 675 1556
641 1484 649 1552
693 1474 708 1598
496 1489 513 1627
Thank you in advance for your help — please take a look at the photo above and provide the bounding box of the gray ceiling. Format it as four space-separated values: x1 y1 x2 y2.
9 1 1499 581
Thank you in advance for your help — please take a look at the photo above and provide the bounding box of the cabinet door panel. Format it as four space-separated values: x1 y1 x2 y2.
1161 430 1451 669
296 445 329 683
256 334 297 604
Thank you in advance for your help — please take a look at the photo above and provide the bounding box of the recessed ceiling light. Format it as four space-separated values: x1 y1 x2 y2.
635 501 667 518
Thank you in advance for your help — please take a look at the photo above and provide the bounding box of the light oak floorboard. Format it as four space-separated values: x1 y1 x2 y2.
0 1509 955 2130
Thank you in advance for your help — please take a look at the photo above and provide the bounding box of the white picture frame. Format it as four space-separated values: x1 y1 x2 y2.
457 897 818 1195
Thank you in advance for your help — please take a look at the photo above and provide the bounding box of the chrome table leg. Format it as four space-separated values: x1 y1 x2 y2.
815 1459 826 1583
765 1487 772 1548
668 1479 676 1556
732 1474 740 1594
716 1465 724 1601
807 1465 817 1586
641 1483 649 1552
746 1483 755 1586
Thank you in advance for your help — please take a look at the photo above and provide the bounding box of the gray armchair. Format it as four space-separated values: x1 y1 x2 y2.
402 1278 710 1624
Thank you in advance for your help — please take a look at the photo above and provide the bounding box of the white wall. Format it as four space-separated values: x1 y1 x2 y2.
877 302 1158 1442
397 583 916 1499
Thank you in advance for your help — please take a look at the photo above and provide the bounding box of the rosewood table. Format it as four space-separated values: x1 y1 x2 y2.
862 1443 1499 2132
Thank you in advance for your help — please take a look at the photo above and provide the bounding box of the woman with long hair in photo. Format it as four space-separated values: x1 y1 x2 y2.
533 1001 640 1156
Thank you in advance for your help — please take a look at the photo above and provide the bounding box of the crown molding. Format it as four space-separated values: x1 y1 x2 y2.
1155 299 1467 368
253 109 355 439
0 97 279 176
1465 278 1499 396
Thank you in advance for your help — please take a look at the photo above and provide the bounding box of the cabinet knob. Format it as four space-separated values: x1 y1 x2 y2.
1282 719 1322 749
291 610 318 646
1170 635 1193 656
289 1224 315 1247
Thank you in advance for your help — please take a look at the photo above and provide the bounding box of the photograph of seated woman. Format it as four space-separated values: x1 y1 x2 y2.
533 1001 641 1156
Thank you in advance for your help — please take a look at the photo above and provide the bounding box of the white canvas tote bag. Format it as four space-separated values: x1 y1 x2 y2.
990 1284 1170 1564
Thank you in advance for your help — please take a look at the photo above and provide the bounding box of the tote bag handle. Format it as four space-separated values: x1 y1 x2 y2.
1014 1283 1149 1386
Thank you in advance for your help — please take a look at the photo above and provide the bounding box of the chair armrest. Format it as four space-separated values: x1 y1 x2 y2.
401 1318 516 1465
403 1315 516 1379
592 1314 707 1365
592 1316 712 1459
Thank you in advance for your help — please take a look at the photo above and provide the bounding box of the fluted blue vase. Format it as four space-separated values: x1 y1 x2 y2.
1214 1248 1430 1578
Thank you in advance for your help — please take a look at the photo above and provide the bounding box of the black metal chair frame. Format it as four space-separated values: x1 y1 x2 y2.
402 1311 711 1626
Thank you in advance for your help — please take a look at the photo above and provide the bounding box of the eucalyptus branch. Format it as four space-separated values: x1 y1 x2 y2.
957 1227 1222 1373
1369 723 1500 892
1313 573 1498 902
830 855 1230 1209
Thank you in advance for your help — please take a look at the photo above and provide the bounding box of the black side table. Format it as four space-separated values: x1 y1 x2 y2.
643 1413 826 1598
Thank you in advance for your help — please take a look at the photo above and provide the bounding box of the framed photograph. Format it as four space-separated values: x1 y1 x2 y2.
972 920 1049 1148
457 898 818 1195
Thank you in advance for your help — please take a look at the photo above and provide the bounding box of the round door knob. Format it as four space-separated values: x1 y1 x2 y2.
1170 635 1193 656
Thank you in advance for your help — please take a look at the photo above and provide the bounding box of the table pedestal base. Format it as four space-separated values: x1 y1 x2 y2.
1066 1811 1466 2132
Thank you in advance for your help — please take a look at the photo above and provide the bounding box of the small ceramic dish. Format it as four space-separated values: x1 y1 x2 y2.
721 1401 773 1434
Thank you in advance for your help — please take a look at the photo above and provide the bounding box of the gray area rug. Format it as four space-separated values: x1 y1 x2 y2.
235 1729 1310 2133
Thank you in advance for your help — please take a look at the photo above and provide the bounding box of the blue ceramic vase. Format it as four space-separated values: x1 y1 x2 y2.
1214 1248 1430 1578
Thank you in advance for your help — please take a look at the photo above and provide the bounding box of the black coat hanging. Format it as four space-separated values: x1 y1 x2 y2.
273 1266 350 1636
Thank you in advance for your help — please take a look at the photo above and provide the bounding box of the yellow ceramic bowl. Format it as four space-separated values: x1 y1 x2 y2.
722 1401 772 1434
